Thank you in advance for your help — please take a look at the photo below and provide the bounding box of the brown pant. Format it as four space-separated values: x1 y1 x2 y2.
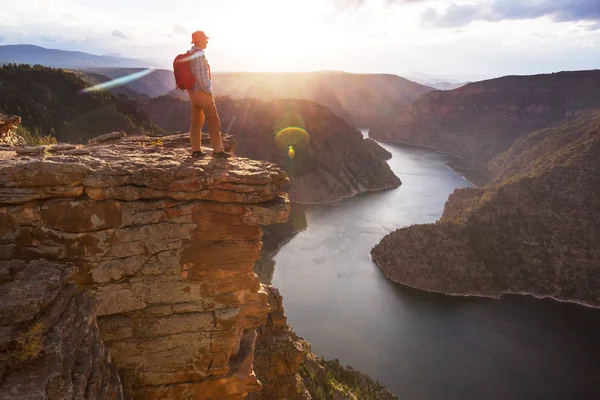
188 90 223 153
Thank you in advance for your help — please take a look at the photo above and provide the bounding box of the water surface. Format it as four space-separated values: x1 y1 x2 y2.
272 133 600 399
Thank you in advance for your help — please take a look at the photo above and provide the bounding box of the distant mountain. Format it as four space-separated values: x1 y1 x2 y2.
0 44 157 69
0 64 163 143
401 72 469 91
168 71 433 128
426 81 468 91
140 95 401 203
370 69 600 183
372 111 600 307
80 68 175 98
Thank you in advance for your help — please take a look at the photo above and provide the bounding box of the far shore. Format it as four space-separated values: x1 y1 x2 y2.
373 260 600 310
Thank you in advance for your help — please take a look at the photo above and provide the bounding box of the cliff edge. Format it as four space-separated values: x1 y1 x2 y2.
371 113 600 307
0 131 290 399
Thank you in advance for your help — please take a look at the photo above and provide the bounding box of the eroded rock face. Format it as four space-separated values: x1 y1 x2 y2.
0 133 290 399
371 113 600 307
0 114 25 147
0 259 123 400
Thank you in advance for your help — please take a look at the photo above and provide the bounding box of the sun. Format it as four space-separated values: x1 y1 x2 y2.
212 0 330 71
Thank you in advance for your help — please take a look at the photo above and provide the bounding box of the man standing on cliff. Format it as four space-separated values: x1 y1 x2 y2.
188 30 231 159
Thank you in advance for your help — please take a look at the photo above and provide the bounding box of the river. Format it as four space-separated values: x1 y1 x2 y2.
271 131 600 399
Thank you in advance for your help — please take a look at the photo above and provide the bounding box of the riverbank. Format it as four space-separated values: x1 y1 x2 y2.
373 262 600 310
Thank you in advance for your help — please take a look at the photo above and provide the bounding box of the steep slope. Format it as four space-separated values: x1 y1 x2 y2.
0 44 157 69
371 113 600 307
370 70 600 181
249 286 397 400
0 260 123 400
167 72 433 127
142 96 401 203
0 64 163 143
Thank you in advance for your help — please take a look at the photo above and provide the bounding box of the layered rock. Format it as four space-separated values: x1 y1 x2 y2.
371 113 600 307
0 113 25 147
370 70 600 184
142 97 402 203
0 132 290 399
0 259 123 400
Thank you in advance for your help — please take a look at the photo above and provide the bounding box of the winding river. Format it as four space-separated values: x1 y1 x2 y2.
272 131 600 400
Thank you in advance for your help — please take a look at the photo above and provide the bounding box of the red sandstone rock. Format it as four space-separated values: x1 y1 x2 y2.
0 133 290 399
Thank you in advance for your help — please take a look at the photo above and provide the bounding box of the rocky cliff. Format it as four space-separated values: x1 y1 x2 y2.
0 132 291 399
0 113 25 147
371 113 600 307
370 70 600 183
0 259 123 400
142 97 401 203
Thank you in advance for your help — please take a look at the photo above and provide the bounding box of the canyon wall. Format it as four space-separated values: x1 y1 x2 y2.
0 132 290 399
370 70 600 183
371 113 600 307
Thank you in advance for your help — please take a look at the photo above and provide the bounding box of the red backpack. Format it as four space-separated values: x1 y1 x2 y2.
173 50 198 91
173 50 213 91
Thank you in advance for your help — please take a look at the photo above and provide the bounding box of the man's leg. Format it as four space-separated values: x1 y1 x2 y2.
200 100 224 153
189 92 205 152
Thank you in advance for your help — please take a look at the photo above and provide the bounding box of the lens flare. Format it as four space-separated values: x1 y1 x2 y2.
82 69 154 93
275 126 310 155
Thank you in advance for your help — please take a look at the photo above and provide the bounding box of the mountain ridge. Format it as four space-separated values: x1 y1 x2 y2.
369 69 600 183
0 44 159 69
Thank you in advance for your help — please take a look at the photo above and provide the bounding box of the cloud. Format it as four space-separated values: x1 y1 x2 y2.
422 0 600 28
333 0 425 13
173 23 188 36
61 13 80 23
587 22 600 31
112 29 128 39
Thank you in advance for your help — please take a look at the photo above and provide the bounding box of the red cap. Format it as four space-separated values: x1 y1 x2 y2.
191 31 209 44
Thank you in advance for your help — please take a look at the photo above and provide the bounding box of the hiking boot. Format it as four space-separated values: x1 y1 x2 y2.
191 151 205 158
213 151 232 159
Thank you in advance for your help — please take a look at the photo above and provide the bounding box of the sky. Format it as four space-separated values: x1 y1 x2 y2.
2 0 600 81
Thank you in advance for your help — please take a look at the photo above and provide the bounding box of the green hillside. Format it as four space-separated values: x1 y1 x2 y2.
0 64 163 143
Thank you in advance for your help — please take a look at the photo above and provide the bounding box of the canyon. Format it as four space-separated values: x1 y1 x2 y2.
141 96 401 204
371 112 600 307
369 70 600 184
0 129 397 399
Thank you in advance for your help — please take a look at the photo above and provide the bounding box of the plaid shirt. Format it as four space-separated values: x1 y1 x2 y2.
189 46 212 94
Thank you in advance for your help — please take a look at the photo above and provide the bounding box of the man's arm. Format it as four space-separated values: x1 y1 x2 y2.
190 52 212 94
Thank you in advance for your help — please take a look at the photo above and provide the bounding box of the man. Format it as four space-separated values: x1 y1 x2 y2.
188 30 230 159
